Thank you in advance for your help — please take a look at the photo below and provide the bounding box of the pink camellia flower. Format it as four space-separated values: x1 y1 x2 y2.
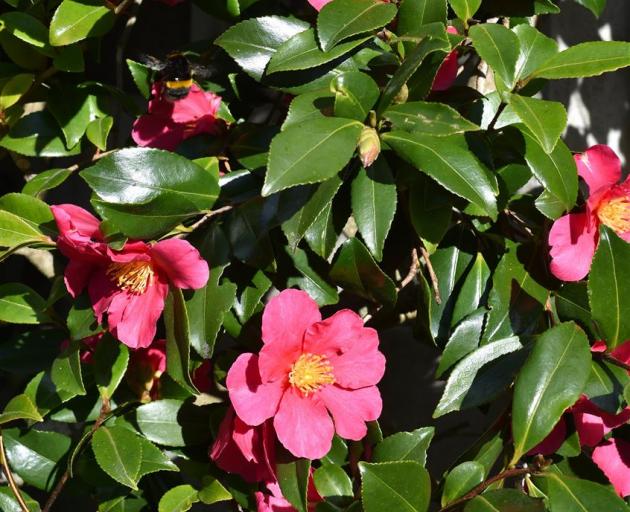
432 26 460 92
127 339 167 401
51 204 209 349
549 145 630 281
60 333 104 364
226 289 385 459
132 83 221 151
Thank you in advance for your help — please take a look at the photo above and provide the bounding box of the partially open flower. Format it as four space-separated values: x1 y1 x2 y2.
51 204 209 349
127 339 167 401
432 27 461 92
226 289 385 459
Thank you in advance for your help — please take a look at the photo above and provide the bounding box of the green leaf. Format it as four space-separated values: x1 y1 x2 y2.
408 176 452 252
282 89 334 131
465 489 545 511
48 86 94 148
317 0 397 51
92 426 142 490
287 246 339 306
584 359 629 413
434 336 522 417
215 16 309 81
277 457 311 512
49 0 115 46
263 117 363 195
383 132 498 219
22 168 72 197
135 399 211 447
513 24 558 80
304 199 344 260
373 427 434 466
86 116 113 151
451 253 490 326
137 435 178 477
0 13 49 50
0 394 43 425
67 294 101 341
510 95 567 153
359 461 430 512
573 0 606 16
383 102 480 136
397 0 446 35
332 71 380 121
534 41 630 79
3 428 71 491
0 72 34 110
53 44 85 72
588 227 630 349
314 464 353 498
442 461 485 506
555 282 593 337
0 210 50 250
0 193 56 237
449 0 481 21
0 486 41 512
198 476 232 505
93 336 129 400
0 283 50 324
164 288 197 395
51 338 86 396
541 472 630 512
267 29 369 75
351 160 397 261
158 485 199 512
126 59 151 99
511 322 591 462
436 309 485 378
330 238 397 305
469 24 520 88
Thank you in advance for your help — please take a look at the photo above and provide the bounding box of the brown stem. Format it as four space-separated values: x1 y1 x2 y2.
602 353 630 372
419 246 441 305
66 149 117 173
439 466 538 512
173 205 234 238
0 430 29 512
399 248 419 289
42 399 111 512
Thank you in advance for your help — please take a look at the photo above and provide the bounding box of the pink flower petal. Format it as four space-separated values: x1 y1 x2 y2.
88 269 118 324
611 340 630 366
150 238 209 289
106 279 169 349
432 50 459 91
575 145 622 196
549 212 598 281
527 417 567 455
255 491 294 512
591 340 608 353
227 354 285 426
307 0 331 10
170 85 220 124
132 115 184 151
572 398 630 447
319 385 382 441
592 439 630 497
51 204 102 239
259 290 321 382
64 259 96 298
274 387 334 459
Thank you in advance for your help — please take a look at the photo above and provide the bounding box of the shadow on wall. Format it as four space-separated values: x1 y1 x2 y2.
540 1 630 162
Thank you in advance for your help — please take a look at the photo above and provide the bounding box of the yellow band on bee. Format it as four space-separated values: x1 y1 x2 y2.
165 79 193 89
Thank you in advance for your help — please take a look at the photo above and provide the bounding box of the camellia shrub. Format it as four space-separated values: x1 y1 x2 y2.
2 0 630 510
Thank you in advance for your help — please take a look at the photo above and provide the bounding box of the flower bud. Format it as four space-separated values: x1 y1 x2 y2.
358 126 381 168
393 83 409 105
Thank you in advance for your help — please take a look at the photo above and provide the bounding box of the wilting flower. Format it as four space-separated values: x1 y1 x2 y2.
226 289 385 459
51 204 209 349
132 83 221 151
549 145 630 281
432 27 460 92
127 339 167 401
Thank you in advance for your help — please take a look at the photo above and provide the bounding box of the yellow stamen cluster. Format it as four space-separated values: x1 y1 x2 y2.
289 353 335 395
597 196 630 235
106 260 154 294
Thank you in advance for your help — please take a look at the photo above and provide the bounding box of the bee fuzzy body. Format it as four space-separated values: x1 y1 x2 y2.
161 53 193 100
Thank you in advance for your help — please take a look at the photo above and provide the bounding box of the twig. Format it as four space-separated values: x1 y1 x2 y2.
66 149 117 173
42 399 111 512
439 466 540 512
399 248 419 289
0 430 29 512
488 102 507 132
602 353 630 372
173 205 234 238
419 246 441 304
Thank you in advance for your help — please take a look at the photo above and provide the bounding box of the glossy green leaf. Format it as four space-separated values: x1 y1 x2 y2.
51 338 86 396
263 117 363 195
92 426 142 490
0 210 50 250
449 0 481 21
436 309 485 378
573 0 606 16
511 322 591 462
282 89 334 130
198 476 232 505
158 485 199 512
469 24 520 88
351 160 397 261
555 282 593 336
442 461 485 506
359 461 430 512
137 435 178 477
542 472 630 512
86 116 113 151
434 336 522 417
511 95 567 153
48 87 93 148
513 24 559 80
126 58 151 99
330 238 397 305
135 399 211 447
0 394 43 425
93 336 129 400
314 464 353 498
588 227 630 349
53 43 85 72
49 0 115 46
383 131 498 219
452 253 490 326
534 41 630 79
22 168 72 197
0 283 50 324
287 246 339 306
0 13 48 50
277 457 311 512
584 359 629 413
0 72 33 110
215 16 309 81
304 199 344 260
332 71 380 121
373 427 434 466
465 489 545 511
0 486 41 512
317 0 397 51
164 288 197 395
408 176 452 252
397 0 446 35
0 193 56 237
384 102 480 136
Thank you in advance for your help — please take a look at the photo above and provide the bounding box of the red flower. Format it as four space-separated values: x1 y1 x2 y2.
132 83 221 151
226 289 385 459
432 27 460 92
256 479 322 512
60 333 104 364
127 339 167 401
51 204 209 349
549 145 630 281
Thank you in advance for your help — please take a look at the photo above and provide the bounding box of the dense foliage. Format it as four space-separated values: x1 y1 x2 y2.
0 0 630 510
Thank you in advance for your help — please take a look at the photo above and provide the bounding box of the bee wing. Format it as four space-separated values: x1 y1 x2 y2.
139 54 166 71
190 63 216 80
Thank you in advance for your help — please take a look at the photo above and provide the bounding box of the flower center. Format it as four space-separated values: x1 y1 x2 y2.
289 353 335 395
597 196 630 234
106 260 154 294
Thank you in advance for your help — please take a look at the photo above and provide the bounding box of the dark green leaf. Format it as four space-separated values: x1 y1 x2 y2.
465 489 545 511
541 472 630 512
282 89 334 131
397 0 446 35
22 169 72 197
164 288 197 395
49 0 115 46
408 176 452 252
534 41 630 79
67 294 101 341
449 0 481 21
277 457 311 512
158 485 199 512
511 95 567 153
332 71 380 121
384 102 480 136
0 486 41 512
359 461 430 512
555 282 593 336
373 427 434 466
93 337 129 400
0 72 34 110
452 253 490 326
573 0 606 16
126 59 151 99
513 24 558 80
511 322 591 462
92 426 142 490
436 309 485 378
51 338 86 396
304 200 343 260
584 359 629 413
314 464 353 498
442 461 485 506
469 24 520 88
135 399 211 447
287 246 339 306
86 116 113 151
0 12 49 50
0 394 43 425
0 283 50 324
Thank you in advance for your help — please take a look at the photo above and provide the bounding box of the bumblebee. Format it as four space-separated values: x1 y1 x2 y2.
142 52 209 101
